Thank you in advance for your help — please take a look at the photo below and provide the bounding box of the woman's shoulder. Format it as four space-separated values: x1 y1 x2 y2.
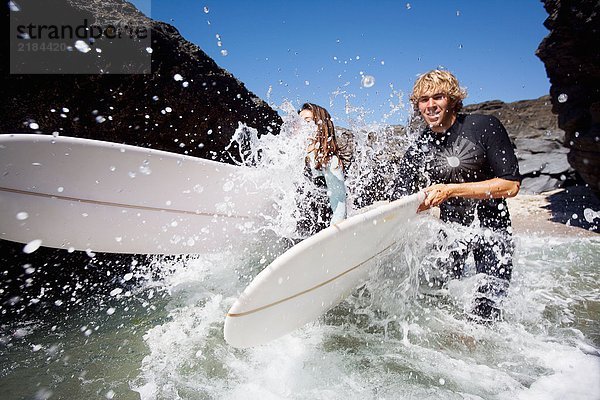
327 154 342 170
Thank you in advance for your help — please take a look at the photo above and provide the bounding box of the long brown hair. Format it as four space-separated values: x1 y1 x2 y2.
299 103 341 171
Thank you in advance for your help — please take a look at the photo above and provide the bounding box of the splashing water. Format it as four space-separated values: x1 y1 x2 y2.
361 75 376 88
0 100 598 399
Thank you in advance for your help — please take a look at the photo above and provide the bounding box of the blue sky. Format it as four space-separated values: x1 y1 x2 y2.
131 0 550 125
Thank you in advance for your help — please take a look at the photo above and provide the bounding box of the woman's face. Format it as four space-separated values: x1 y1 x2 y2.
299 109 314 124
299 109 317 142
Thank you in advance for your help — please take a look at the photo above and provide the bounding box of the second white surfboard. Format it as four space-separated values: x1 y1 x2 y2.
224 192 425 348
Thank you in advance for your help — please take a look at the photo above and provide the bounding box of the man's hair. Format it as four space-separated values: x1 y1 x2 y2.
410 70 468 111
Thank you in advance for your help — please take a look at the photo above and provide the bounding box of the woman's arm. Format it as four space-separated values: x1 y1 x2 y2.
323 156 347 224
418 178 520 212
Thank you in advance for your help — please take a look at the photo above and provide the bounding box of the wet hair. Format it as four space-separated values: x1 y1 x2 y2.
410 69 468 112
299 103 342 171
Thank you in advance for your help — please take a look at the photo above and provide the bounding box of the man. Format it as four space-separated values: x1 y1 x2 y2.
393 69 521 322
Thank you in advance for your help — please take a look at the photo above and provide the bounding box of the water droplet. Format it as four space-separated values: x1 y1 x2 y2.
29 122 39 130
165 106 172 113
107 307 116 315
558 93 568 103
110 288 123 297
174 74 184 81
203 6 209 13
8 1 20 11
95 116 106 123
406 3 411 10
16 212 29 220
146 47 153 54
139 160 151 175
220 49 228 56
583 208 599 223
446 156 460 167
439 378 445 385
223 181 234 192
305 80 310 85
23 239 42 254
192 184 205 194
74 40 91 53
361 75 375 88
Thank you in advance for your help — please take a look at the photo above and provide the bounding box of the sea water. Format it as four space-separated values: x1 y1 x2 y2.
0 107 598 400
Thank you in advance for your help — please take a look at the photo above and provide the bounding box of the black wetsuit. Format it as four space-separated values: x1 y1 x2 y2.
393 113 521 320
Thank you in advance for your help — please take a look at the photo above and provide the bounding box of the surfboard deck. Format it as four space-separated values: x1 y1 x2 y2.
0 134 275 254
224 192 425 348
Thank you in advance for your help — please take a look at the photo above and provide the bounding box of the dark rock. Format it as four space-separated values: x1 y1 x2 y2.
536 0 600 197
514 138 567 154
463 95 562 140
3 0 282 162
517 153 547 175
521 176 561 195
540 153 572 175
463 96 577 194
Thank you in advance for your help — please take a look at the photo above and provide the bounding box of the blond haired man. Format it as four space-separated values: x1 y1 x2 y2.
393 70 521 322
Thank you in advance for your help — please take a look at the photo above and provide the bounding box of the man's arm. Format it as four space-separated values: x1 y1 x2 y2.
418 178 520 212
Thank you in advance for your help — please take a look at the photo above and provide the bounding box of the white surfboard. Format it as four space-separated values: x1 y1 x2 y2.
224 192 425 348
0 134 275 254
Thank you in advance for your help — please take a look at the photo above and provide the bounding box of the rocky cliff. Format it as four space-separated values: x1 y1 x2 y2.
3 0 282 162
463 95 576 194
536 0 600 197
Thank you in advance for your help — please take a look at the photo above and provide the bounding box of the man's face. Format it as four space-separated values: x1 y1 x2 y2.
416 92 456 132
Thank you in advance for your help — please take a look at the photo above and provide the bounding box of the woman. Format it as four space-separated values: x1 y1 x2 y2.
297 103 347 235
